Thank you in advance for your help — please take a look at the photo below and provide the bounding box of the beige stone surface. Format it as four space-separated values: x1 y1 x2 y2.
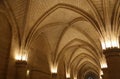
0 0 119 79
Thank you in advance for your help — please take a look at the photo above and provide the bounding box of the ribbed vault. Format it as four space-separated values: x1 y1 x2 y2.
0 0 120 79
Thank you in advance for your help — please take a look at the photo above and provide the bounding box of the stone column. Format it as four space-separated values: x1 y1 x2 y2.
15 60 27 79
52 73 57 79
102 68 109 79
103 48 120 79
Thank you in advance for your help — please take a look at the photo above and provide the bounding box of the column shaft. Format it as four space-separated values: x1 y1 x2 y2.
52 73 57 79
104 48 120 79
15 61 27 79
102 68 109 79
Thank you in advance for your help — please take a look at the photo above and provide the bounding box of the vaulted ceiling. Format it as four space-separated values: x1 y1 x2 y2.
0 0 119 79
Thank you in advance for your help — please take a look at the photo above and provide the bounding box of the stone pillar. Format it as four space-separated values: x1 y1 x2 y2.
103 48 120 79
102 68 109 79
52 73 57 79
15 60 27 79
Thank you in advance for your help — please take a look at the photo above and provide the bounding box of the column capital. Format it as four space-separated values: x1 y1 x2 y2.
101 68 108 73
103 48 120 57
101 68 109 79
16 60 27 64
51 73 57 79
15 60 27 79
15 60 27 67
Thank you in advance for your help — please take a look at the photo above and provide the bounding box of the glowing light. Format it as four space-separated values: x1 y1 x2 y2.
101 63 107 68
105 40 111 48
74 76 77 79
27 70 30 76
101 57 108 69
15 50 28 61
100 76 102 79
66 68 70 78
15 49 21 60
51 65 57 73
100 32 119 50
66 72 70 78
15 54 22 60
73 73 77 79
21 55 27 61
101 40 106 50
100 70 103 75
